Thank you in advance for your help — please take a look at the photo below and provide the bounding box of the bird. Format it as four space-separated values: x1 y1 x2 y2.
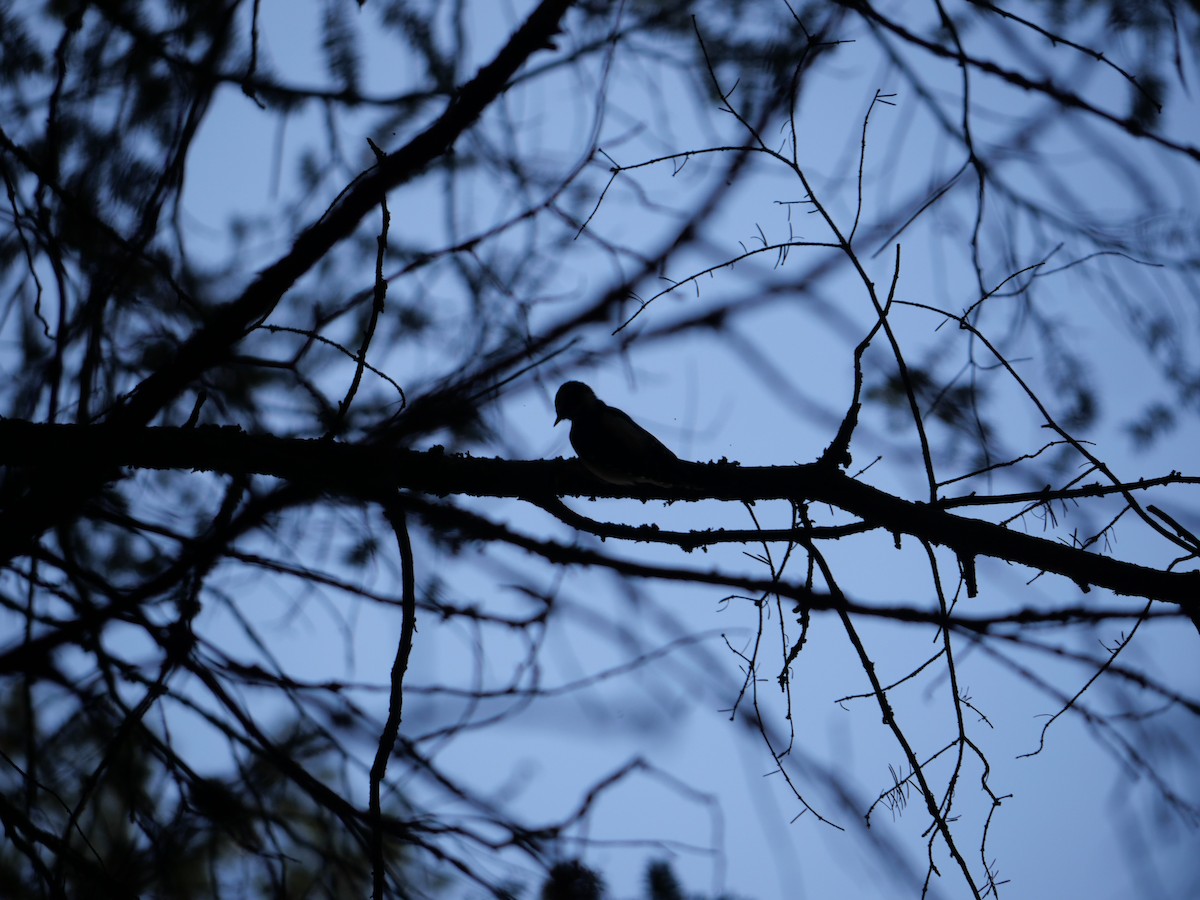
554 381 681 486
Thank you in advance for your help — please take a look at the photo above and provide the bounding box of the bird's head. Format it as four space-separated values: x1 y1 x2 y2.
554 381 599 425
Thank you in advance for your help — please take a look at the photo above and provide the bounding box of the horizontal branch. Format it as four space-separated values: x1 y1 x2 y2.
1 420 1196 611
401 495 1184 629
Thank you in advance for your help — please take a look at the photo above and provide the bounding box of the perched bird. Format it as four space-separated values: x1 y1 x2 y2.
554 381 681 486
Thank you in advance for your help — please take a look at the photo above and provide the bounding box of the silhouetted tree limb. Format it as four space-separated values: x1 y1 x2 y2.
1 420 1195 612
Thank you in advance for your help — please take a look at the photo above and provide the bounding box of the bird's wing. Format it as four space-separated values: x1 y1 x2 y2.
600 405 678 463
577 404 679 485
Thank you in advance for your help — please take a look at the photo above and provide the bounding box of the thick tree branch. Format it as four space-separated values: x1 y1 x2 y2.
0 420 1195 610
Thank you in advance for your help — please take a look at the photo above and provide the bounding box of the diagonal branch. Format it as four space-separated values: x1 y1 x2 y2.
113 0 575 428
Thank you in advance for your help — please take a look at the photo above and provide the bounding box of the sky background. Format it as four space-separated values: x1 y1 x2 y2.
167 2 1200 897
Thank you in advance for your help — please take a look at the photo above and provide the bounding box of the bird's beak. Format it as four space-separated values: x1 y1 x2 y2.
554 415 564 426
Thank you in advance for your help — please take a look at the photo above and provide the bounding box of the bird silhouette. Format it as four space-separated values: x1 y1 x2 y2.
554 381 681 486
554 381 686 489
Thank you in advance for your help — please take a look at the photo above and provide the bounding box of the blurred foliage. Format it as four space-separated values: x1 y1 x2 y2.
1 0 1197 897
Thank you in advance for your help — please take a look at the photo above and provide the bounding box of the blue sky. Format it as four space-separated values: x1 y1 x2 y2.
175 2 1200 897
